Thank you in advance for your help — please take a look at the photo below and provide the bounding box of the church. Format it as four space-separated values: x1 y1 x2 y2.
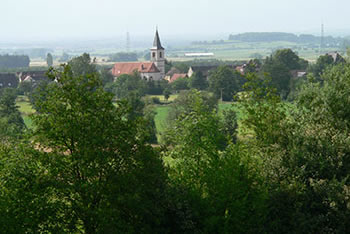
111 29 165 80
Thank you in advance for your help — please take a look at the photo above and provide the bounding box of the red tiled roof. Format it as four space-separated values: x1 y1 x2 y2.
111 62 160 76
169 73 187 83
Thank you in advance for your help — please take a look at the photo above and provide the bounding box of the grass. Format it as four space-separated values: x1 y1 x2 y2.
154 106 171 142
148 94 178 102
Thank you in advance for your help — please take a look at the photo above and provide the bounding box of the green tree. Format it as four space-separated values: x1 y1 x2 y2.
163 90 267 233
46 53 53 67
113 71 147 99
29 65 167 232
99 68 114 86
163 88 171 101
170 77 189 92
189 71 208 90
273 48 305 70
262 57 292 97
208 65 243 101
68 53 96 76
0 88 25 137
309 53 345 79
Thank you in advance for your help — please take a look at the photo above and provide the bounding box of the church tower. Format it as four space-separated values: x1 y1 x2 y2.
150 29 165 78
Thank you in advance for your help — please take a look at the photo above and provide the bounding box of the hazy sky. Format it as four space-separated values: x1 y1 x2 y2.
1 0 349 42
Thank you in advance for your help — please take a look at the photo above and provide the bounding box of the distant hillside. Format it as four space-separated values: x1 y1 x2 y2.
228 32 342 45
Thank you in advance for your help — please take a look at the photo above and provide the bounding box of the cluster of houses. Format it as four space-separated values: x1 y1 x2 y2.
0 29 345 90
0 71 48 89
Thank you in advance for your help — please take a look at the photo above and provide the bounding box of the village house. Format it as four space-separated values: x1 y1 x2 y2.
111 30 165 81
17 71 49 84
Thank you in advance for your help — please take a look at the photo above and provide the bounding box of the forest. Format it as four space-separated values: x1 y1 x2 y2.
1 50 350 233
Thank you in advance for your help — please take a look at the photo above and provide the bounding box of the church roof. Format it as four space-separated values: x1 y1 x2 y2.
152 29 164 50
111 62 160 77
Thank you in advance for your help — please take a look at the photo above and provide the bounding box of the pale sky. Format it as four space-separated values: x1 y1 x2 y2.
0 0 349 42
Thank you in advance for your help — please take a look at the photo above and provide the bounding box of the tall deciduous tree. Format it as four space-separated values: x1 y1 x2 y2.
68 53 97 76
29 65 166 232
208 65 243 101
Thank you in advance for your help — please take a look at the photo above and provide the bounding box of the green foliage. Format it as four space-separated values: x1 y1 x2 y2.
67 53 97 76
0 88 25 137
46 53 53 67
163 90 267 232
239 64 350 233
99 67 114 86
273 48 306 70
17 81 33 95
309 53 345 79
220 108 238 143
189 71 208 90
261 49 308 98
238 73 285 145
165 89 218 127
170 77 189 92
28 64 167 232
163 88 171 101
208 65 243 101
113 72 147 99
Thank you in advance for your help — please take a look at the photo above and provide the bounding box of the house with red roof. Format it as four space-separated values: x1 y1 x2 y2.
111 29 165 81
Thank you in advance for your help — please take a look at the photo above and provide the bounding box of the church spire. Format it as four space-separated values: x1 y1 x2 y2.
152 29 164 50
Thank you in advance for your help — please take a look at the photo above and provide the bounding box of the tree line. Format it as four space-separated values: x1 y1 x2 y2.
0 54 30 69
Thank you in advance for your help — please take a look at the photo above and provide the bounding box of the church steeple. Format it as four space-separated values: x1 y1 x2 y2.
152 29 164 50
150 28 165 78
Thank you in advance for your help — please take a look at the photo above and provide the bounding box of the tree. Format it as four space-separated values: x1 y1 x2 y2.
100 68 114 86
170 77 189 92
28 65 167 232
208 65 243 101
189 71 208 90
0 54 30 68
163 90 267 233
163 88 171 101
262 58 291 97
0 88 25 137
165 90 218 128
273 49 304 70
67 53 96 76
46 53 53 67
113 72 147 99
309 53 345 79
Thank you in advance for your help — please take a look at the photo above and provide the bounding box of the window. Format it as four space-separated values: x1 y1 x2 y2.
0 83 2 87
8 83 11 86
152 52 156 58
159 52 162 58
